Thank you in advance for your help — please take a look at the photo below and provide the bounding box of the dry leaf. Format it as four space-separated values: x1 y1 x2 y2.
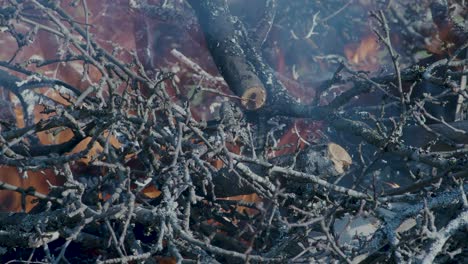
327 143 352 174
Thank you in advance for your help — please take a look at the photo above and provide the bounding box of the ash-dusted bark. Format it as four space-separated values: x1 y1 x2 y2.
187 0 267 110
430 0 468 45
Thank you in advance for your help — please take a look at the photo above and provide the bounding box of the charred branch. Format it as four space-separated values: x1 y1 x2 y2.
187 0 267 110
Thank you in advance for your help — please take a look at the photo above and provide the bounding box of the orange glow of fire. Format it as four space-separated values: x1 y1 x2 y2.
218 193 262 215
344 35 380 71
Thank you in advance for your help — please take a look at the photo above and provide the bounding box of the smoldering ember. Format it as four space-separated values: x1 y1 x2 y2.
0 0 466 263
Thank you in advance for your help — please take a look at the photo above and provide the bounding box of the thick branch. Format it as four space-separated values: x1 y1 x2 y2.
187 0 267 110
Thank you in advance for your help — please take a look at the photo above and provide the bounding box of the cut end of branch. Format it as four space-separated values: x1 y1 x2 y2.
241 86 266 110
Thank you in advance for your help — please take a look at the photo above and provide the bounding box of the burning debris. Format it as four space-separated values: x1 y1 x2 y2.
0 0 467 263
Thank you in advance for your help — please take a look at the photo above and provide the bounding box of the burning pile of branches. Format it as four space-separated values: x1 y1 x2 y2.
0 0 466 263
